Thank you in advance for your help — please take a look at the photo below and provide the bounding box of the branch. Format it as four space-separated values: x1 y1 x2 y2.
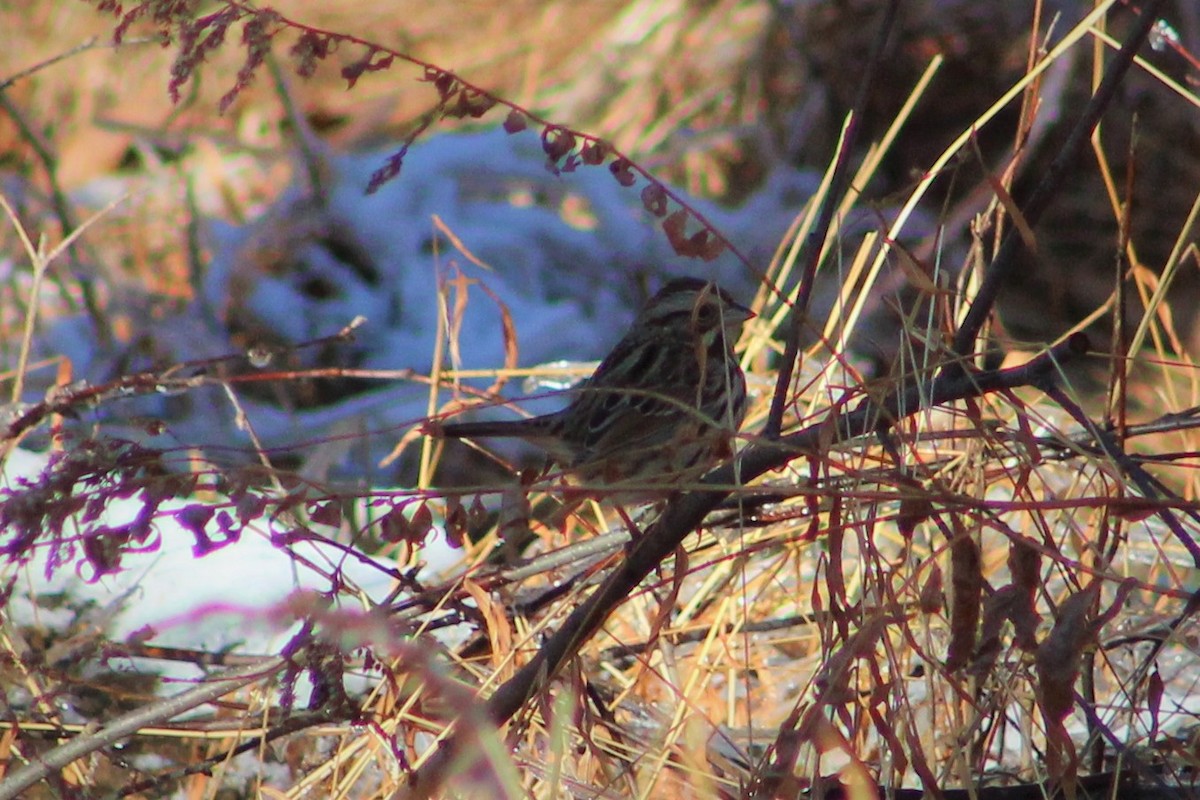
0 657 285 800
943 0 1170 371
764 0 900 439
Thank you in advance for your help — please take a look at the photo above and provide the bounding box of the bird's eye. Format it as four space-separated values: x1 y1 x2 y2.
695 302 718 325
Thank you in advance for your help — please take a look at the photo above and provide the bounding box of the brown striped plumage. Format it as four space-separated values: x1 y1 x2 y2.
438 278 752 496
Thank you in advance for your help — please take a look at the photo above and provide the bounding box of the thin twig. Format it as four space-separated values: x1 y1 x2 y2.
942 0 1170 371
763 0 900 439
0 657 286 800
0 91 108 337
1045 384 1200 567
266 51 326 201
0 36 157 92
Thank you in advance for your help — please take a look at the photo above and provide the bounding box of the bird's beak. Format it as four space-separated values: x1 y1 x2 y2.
732 301 755 323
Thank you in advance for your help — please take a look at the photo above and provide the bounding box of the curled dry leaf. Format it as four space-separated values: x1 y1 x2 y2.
219 9 283 114
175 504 219 555
290 29 333 78
1008 536 1041 597
462 578 513 673
468 494 488 531
377 504 410 544
896 494 934 540
341 46 394 90
443 497 469 549
640 183 669 218
79 528 126 582
448 89 496 119
1008 588 1042 651
1034 581 1114 786
541 126 576 163
1035 582 1101 725
609 157 636 187
945 532 982 671
558 152 580 173
409 501 434 542
580 140 607 165
307 500 342 528
969 585 1020 677
662 208 726 261
378 501 433 547
1148 668 1164 740
918 562 943 614
469 280 520 395
235 489 267 524
1006 536 1042 649
423 65 458 101
503 109 527 134
366 148 407 194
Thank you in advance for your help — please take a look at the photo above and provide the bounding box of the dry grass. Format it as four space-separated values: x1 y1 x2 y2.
3 1 1200 799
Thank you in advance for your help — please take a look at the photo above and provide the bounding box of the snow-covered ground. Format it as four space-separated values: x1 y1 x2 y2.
1 444 464 717
34 127 817 481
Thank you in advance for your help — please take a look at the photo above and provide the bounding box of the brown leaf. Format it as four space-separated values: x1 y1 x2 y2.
378 502 435 548
1148 668 1163 740
423 66 457 101
502 110 527 133
308 500 342 528
443 497 469 549
466 278 520 395
541 126 575 163
945 529 982 671
409 502 434 542
609 157 636 186
897 494 934 539
1009 594 1042 652
662 208 727 260
176 504 218 556
462 578 512 673
1036 583 1101 724
969 131 1037 255
1008 536 1041 597
377 504 409 543
640 183 669 217
1034 583 1103 789
342 46 395 90
468 493 489 530
918 562 943 614
448 88 495 119
580 140 608 165
970 586 1019 677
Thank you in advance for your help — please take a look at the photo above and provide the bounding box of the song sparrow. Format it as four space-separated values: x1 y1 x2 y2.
435 278 753 495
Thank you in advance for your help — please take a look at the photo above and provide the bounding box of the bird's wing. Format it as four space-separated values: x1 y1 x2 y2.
571 344 702 465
